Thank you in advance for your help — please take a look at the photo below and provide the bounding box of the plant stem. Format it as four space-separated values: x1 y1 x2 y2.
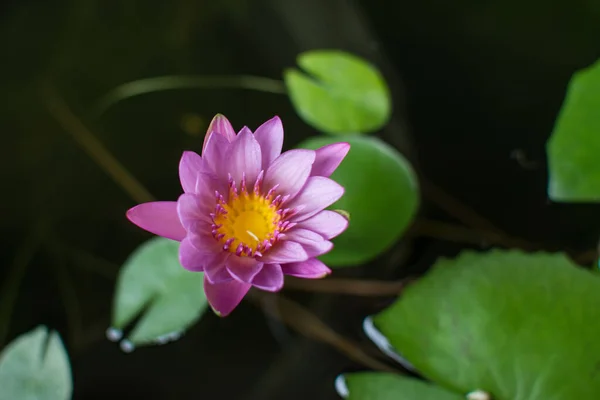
411 218 539 250
43 85 155 204
285 276 407 296
248 290 399 374
91 75 287 119
421 178 505 234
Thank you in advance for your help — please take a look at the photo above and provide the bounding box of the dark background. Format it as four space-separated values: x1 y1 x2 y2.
2 0 600 399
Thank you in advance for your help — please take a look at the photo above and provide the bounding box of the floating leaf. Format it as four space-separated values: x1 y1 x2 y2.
547 59 600 202
111 237 208 346
339 372 462 400
284 50 391 135
373 249 600 399
298 135 419 266
0 326 72 400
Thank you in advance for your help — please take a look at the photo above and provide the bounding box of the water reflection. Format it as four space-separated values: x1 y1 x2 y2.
334 375 349 398
362 316 416 372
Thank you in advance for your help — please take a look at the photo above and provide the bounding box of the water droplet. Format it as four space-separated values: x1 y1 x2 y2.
467 390 491 400
155 335 169 345
334 375 349 398
154 330 183 345
120 339 135 353
105 327 122 342
363 316 416 371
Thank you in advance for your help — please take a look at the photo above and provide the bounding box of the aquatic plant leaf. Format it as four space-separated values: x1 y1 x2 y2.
112 237 208 346
547 59 600 202
284 50 391 134
298 135 419 266
340 372 462 400
0 326 72 400
374 249 600 399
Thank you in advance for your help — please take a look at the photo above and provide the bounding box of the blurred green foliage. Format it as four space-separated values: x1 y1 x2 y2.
374 250 600 399
284 50 391 134
341 372 462 400
547 59 600 202
112 237 208 347
298 135 419 267
0 326 72 400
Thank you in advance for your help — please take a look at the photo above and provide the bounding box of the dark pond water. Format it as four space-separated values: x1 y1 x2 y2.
2 0 600 399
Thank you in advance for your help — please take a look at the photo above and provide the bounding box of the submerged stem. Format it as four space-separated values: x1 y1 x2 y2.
91 75 287 119
43 85 155 204
285 276 407 296
411 218 539 250
248 290 399 374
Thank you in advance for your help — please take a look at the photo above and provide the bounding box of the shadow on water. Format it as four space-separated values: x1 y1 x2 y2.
2 0 600 399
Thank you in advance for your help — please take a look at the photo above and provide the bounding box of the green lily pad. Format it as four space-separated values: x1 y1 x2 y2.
373 249 600 399
0 326 72 400
111 237 208 347
284 50 391 135
547 59 600 202
298 135 419 267
339 372 463 400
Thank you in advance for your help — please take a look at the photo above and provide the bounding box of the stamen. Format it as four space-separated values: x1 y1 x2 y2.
223 237 234 250
254 170 264 195
283 206 304 219
235 243 244 256
280 194 291 205
215 204 227 215
228 174 238 198
271 195 282 207
246 230 259 242
240 172 247 194
211 175 289 258
265 184 280 200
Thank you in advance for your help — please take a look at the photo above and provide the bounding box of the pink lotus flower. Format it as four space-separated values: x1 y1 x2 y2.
126 114 350 316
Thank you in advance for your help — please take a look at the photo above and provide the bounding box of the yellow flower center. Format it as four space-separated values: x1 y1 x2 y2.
212 174 290 257
211 173 297 257
215 194 279 249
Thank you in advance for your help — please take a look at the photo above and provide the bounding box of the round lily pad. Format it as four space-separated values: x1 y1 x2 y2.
112 237 209 347
298 135 419 267
0 326 72 400
340 372 463 400
284 50 391 135
373 249 600 399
